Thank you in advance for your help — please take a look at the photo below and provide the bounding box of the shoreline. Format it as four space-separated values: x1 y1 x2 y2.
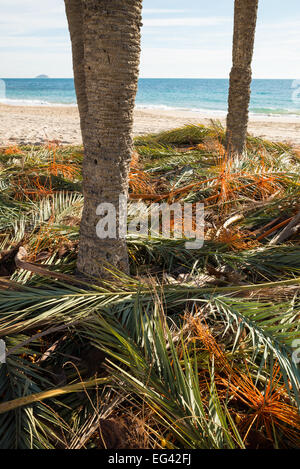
1 103 300 146
2 100 300 121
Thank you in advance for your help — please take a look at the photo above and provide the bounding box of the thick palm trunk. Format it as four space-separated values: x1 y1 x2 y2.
226 0 259 155
65 0 142 278
65 0 88 138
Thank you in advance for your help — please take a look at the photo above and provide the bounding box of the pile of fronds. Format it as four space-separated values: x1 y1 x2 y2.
0 124 299 449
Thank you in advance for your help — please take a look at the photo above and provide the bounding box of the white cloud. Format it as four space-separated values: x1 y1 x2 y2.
140 47 232 79
143 17 230 27
143 9 186 14
0 36 68 50
250 20 300 78
0 51 72 78
0 11 68 41
0 1 299 79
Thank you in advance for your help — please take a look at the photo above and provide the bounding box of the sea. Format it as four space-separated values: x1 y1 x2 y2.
0 78 299 118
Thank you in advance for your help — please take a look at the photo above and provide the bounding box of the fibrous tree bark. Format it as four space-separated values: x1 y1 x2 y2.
64 0 143 279
226 0 259 155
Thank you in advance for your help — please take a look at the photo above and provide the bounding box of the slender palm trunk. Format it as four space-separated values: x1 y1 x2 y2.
226 0 259 155
65 0 142 279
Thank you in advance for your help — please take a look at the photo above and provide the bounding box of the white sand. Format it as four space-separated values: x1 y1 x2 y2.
0 104 300 147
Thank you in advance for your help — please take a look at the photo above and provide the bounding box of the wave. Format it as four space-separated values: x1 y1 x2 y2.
250 107 300 117
136 103 227 116
136 103 300 119
1 98 299 119
0 98 76 107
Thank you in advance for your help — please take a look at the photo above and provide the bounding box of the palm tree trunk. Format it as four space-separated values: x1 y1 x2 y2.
64 0 88 138
226 0 259 155
65 0 142 279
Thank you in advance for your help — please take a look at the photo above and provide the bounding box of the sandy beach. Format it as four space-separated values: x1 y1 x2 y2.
0 103 300 147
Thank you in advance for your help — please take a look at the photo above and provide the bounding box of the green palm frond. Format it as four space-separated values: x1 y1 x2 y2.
128 235 300 281
135 124 220 146
1 274 298 402
207 296 300 405
0 128 299 449
0 347 65 449
82 307 245 449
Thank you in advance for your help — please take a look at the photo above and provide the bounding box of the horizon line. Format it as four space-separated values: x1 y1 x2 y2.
0 77 298 80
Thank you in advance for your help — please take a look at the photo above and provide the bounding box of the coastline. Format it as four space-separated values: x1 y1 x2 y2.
1 103 300 146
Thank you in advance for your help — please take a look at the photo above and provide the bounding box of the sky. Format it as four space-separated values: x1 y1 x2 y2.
0 0 299 79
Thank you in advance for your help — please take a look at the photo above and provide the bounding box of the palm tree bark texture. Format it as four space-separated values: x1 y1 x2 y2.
64 0 143 279
226 0 259 155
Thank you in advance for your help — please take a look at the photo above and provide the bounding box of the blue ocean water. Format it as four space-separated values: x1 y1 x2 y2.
0 78 299 117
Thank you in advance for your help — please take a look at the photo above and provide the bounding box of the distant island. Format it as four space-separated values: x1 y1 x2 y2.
35 74 49 79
